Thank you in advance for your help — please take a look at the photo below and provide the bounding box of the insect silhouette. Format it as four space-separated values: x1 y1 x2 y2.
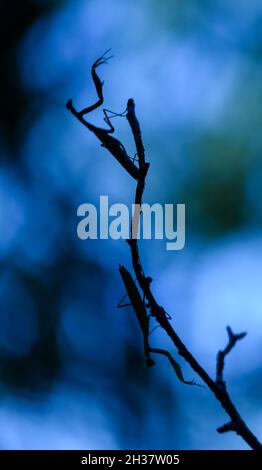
66 50 139 180
118 265 196 384
119 264 156 367
67 52 196 386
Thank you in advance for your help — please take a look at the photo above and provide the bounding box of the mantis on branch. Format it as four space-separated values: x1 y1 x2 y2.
119 264 155 368
67 51 262 449
66 50 139 180
119 264 195 385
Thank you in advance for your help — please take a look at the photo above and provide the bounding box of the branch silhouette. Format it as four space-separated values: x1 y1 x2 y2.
66 52 261 450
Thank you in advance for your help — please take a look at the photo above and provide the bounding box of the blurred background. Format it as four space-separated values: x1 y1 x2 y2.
0 0 261 450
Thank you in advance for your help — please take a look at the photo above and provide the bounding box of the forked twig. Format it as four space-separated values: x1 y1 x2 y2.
216 326 247 386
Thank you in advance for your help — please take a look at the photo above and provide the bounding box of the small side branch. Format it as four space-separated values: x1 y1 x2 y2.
217 421 237 434
216 326 247 386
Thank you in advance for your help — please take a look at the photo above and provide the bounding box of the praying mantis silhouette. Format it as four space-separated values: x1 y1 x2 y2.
67 50 195 386
118 264 156 368
118 265 196 385
66 51 262 447
66 49 139 180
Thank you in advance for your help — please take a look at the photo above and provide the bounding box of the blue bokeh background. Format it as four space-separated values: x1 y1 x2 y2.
0 0 261 449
